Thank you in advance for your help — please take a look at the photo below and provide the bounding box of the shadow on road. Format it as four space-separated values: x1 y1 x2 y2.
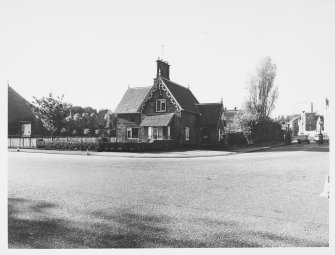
8 197 328 248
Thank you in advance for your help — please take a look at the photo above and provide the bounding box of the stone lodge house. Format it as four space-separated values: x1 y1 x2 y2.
111 59 225 146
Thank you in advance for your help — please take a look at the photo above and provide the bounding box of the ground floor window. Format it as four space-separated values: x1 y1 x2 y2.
185 127 190 141
127 127 139 139
218 128 224 141
148 126 170 140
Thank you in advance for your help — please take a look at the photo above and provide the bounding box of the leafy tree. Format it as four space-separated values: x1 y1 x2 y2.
31 93 71 136
229 56 280 144
71 106 84 114
248 56 278 118
252 117 284 143
229 108 257 144
82 106 97 114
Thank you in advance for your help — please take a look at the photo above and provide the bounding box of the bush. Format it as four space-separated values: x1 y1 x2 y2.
36 139 99 151
227 133 247 146
252 119 284 143
98 140 176 152
36 139 177 152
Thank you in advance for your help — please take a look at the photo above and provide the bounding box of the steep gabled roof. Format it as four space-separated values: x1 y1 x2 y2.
161 77 200 114
196 103 223 126
8 85 48 136
114 86 151 113
8 85 35 123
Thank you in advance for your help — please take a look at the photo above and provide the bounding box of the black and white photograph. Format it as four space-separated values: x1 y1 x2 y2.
1 0 334 253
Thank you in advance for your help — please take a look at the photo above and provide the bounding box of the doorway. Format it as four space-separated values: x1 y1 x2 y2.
202 128 210 144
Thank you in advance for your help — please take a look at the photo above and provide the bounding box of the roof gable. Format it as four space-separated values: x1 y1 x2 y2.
114 87 151 113
161 77 199 114
196 103 223 126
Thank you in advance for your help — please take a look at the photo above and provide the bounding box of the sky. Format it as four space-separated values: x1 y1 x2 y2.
1 0 335 117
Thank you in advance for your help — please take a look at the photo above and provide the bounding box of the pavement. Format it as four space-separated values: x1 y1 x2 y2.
8 142 287 158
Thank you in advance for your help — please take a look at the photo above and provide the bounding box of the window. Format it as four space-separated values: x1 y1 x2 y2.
156 99 166 112
126 128 139 139
148 127 153 139
152 127 163 139
20 122 31 137
148 126 170 140
185 127 190 141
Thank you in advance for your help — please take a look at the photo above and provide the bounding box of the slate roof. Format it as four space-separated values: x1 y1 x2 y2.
8 85 35 123
140 113 174 127
161 77 200 114
196 103 223 126
114 86 152 113
8 85 48 136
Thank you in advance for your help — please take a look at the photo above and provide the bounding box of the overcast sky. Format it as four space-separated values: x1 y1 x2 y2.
1 0 334 117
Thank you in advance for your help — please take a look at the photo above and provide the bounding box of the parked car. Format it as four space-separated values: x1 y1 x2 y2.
313 133 329 143
297 134 310 144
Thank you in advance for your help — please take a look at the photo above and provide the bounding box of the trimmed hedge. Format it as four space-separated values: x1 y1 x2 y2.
227 133 247 146
36 139 177 152
36 139 99 151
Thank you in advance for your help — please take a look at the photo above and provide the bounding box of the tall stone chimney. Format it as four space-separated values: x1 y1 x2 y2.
156 59 170 80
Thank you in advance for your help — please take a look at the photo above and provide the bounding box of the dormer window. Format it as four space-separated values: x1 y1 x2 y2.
156 99 166 112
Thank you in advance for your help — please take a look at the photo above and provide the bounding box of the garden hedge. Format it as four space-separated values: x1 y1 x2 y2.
36 139 99 151
36 139 177 152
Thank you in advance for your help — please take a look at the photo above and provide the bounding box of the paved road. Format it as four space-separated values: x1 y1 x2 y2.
8 143 329 248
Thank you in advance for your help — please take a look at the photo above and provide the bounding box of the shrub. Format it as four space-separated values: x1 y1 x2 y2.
97 141 176 152
36 139 99 151
36 138 177 152
227 133 247 146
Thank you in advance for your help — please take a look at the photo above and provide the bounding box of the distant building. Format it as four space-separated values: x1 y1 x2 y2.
298 111 315 135
222 108 239 132
8 85 46 136
316 115 324 134
298 110 328 136
289 116 300 136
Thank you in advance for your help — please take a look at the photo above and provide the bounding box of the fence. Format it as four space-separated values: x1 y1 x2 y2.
8 137 40 148
8 136 100 149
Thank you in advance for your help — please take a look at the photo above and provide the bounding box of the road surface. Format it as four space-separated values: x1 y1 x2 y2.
8 143 329 248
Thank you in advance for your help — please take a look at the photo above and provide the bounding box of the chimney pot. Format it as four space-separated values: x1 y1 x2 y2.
156 59 170 80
